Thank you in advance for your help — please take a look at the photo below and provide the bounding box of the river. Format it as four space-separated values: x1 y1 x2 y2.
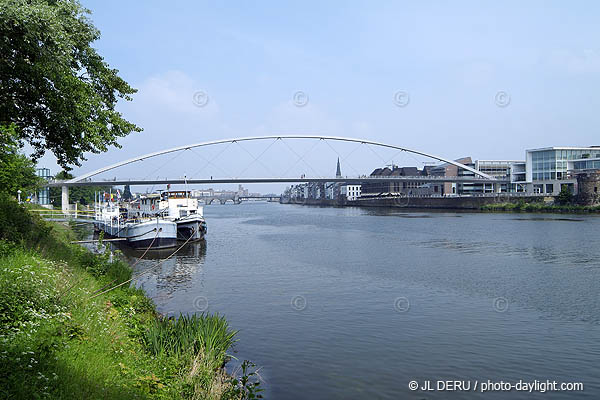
112 203 600 399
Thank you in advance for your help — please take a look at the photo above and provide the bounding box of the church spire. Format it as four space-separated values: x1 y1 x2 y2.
336 157 341 178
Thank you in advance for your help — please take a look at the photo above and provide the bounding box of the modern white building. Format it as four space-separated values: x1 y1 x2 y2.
525 146 600 194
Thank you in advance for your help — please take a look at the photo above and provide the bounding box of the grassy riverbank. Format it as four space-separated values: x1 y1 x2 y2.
0 195 261 399
481 201 600 213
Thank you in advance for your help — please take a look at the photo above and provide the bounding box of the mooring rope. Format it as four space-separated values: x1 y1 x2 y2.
90 227 198 299
89 228 161 296
59 228 160 300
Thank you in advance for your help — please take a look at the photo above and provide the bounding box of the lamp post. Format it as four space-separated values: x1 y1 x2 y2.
17 189 22 203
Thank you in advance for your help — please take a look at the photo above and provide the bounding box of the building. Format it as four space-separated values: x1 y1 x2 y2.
429 157 473 195
285 158 347 201
568 157 600 174
459 160 525 194
361 165 439 197
525 146 600 194
341 184 361 201
576 171 600 205
35 168 51 205
237 185 249 197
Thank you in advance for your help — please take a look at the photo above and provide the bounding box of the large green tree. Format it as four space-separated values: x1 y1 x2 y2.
0 0 142 169
0 124 42 196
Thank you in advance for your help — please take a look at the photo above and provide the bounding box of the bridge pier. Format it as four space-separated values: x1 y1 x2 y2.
61 186 69 214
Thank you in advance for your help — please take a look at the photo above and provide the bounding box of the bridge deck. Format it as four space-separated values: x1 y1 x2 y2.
48 177 509 187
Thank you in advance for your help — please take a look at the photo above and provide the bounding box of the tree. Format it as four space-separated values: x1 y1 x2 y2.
0 124 42 196
557 185 573 205
0 0 142 169
49 170 112 207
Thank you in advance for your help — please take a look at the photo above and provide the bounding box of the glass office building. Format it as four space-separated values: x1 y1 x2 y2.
525 147 600 194
570 158 600 172
36 168 51 205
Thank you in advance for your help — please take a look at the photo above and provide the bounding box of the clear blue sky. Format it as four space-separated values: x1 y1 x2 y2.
40 0 600 190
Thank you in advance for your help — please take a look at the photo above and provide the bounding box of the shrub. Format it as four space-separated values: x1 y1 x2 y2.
557 185 574 205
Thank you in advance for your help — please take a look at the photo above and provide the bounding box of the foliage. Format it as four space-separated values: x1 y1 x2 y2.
0 192 51 247
0 196 258 399
144 313 238 370
0 124 42 196
0 0 142 169
481 201 600 213
49 170 113 206
557 185 574 205
227 361 264 399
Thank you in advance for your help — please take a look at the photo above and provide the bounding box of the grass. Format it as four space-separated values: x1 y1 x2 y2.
0 194 262 399
481 201 600 213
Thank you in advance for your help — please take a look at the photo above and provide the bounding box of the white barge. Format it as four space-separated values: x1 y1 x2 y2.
131 191 207 242
94 202 178 249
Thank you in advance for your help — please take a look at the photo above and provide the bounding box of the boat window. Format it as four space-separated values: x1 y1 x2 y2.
179 210 188 217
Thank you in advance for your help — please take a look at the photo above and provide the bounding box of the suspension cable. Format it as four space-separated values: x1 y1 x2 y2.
189 141 234 178
234 138 279 178
323 140 361 177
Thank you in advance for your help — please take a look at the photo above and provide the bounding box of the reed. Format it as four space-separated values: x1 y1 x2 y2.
144 313 238 370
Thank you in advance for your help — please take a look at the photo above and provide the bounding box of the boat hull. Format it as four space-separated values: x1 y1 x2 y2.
171 215 207 241
94 219 178 249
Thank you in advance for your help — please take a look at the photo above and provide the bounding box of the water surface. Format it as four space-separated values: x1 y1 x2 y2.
120 203 600 399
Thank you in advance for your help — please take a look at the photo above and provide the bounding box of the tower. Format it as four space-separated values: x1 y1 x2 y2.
336 157 342 178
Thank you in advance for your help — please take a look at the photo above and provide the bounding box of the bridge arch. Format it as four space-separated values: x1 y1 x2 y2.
67 135 495 183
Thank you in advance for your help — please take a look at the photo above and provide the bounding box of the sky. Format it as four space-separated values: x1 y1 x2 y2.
37 0 600 192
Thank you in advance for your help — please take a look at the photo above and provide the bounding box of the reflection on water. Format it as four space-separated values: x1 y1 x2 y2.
511 217 585 222
115 240 207 261
68 221 209 309
120 241 207 302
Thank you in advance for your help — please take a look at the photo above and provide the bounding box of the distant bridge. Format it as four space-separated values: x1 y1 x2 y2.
195 194 281 205
239 195 281 202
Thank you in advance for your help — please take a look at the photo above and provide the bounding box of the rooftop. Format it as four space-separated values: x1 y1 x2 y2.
526 146 600 152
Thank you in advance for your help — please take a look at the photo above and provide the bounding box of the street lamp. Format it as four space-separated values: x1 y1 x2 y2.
17 189 22 203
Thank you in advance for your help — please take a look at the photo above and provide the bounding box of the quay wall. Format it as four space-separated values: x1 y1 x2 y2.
282 195 553 210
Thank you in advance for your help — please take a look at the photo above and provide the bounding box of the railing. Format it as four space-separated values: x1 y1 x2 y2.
28 208 96 220
364 174 508 181
286 192 551 201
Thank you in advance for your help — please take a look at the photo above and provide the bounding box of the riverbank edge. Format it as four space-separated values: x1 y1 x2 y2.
0 195 259 399
281 197 600 213
479 202 600 213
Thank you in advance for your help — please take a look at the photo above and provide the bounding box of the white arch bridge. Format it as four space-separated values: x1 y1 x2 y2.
47 135 506 207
